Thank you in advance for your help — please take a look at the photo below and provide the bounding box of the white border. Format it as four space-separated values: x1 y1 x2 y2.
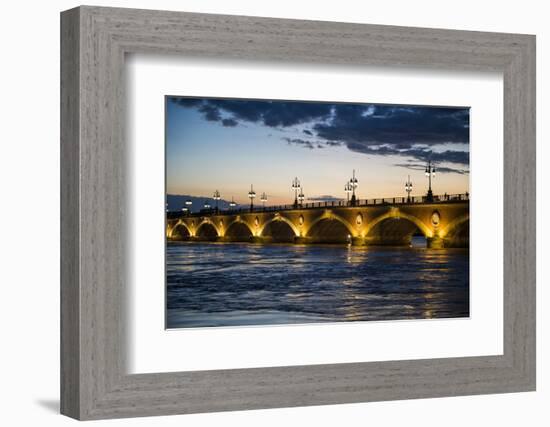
126 55 503 374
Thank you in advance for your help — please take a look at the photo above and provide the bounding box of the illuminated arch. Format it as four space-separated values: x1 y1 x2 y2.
259 216 300 237
167 220 193 239
225 218 254 237
364 210 432 238
196 219 221 237
166 221 176 238
306 212 356 238
440 213 470 238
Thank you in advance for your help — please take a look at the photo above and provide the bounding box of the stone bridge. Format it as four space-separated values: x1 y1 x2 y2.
166 194 469 248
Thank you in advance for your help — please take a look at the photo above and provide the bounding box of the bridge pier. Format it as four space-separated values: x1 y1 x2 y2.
351 236 367 246
442 236 469 248
219 235 254 243
426 236 469 248
363 236 414 247
427 236 444 249
167 234 469 248
168 235 192 242
194 236 218 242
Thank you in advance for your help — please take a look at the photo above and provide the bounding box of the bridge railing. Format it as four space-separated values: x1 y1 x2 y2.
166 193 469 219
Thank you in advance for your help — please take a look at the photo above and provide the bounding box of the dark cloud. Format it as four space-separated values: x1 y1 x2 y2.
170 97 332 127
313 105 469 147
429 150 469 165
198 103 222 122
200 99 333 128
282 137 344 151
282 137 315 149
221 118 238 127
169 97 469 172
394 142 413 150
169 97 203 108
349 145 469 166
393 163 469 175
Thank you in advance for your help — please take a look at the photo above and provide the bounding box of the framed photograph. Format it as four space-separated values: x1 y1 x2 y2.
164 96 471 330
61 6 535 420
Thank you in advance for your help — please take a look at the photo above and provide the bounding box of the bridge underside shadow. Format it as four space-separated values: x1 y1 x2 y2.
444 219 469 248
365 217 424 247
170 223 191 241
307 218 351 244
224 222 253 242
196 223 218 241
261 221 296 243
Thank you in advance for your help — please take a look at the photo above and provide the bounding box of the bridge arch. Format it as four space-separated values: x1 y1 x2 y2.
306 213 355 243
364 210 431 246
259 216 299 240
365 211 431 237
196 220 220 239
440 213 469 238
168 221 192 240
440 214 469 247
225 219 254 240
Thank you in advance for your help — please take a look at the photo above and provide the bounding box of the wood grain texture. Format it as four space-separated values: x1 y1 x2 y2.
60 7 80 419
60 6 536 420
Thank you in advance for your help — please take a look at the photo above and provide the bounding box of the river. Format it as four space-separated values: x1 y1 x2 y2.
166 237 469 328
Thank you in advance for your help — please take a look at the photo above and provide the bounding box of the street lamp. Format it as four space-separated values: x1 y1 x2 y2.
213 189 221 212
181 206 189 215
291 177 301 208
349 169 358 206
203 200 211 210
248 184 256 212
425 160 436 202
298 188 305 207
405 175 413 203
229 196 237 209
344 181 352 205
260 192 268 208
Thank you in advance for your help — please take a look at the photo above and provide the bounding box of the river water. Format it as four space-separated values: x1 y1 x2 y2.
166 237 469 328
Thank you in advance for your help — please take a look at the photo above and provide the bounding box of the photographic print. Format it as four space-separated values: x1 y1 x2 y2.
165 96 470 329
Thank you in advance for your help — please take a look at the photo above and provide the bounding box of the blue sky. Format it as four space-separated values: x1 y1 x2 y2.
166 97 469 205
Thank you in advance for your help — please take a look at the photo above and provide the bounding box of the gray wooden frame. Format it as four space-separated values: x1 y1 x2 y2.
61 5 536 420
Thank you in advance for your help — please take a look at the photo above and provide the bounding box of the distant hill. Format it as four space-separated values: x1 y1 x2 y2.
166 194 245 213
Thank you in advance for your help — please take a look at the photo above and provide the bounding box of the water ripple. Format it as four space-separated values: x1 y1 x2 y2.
166 238 469 328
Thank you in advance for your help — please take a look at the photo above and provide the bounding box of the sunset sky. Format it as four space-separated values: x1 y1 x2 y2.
166 96 469 206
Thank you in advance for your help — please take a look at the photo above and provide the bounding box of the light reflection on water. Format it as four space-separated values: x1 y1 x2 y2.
166 237 469 328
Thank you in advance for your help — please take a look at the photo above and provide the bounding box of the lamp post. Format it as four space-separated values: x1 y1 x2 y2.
229 196 237 209
344 181 352 205
405 175 413 203
291 177 301 208
425 160 436 202
298 188 305 207
204 200 211 210
349 169 358 206
213 190 221 213
260 192 268 208
248 184 256 212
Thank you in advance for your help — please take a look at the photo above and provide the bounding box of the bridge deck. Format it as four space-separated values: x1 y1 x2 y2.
167 193 469 219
